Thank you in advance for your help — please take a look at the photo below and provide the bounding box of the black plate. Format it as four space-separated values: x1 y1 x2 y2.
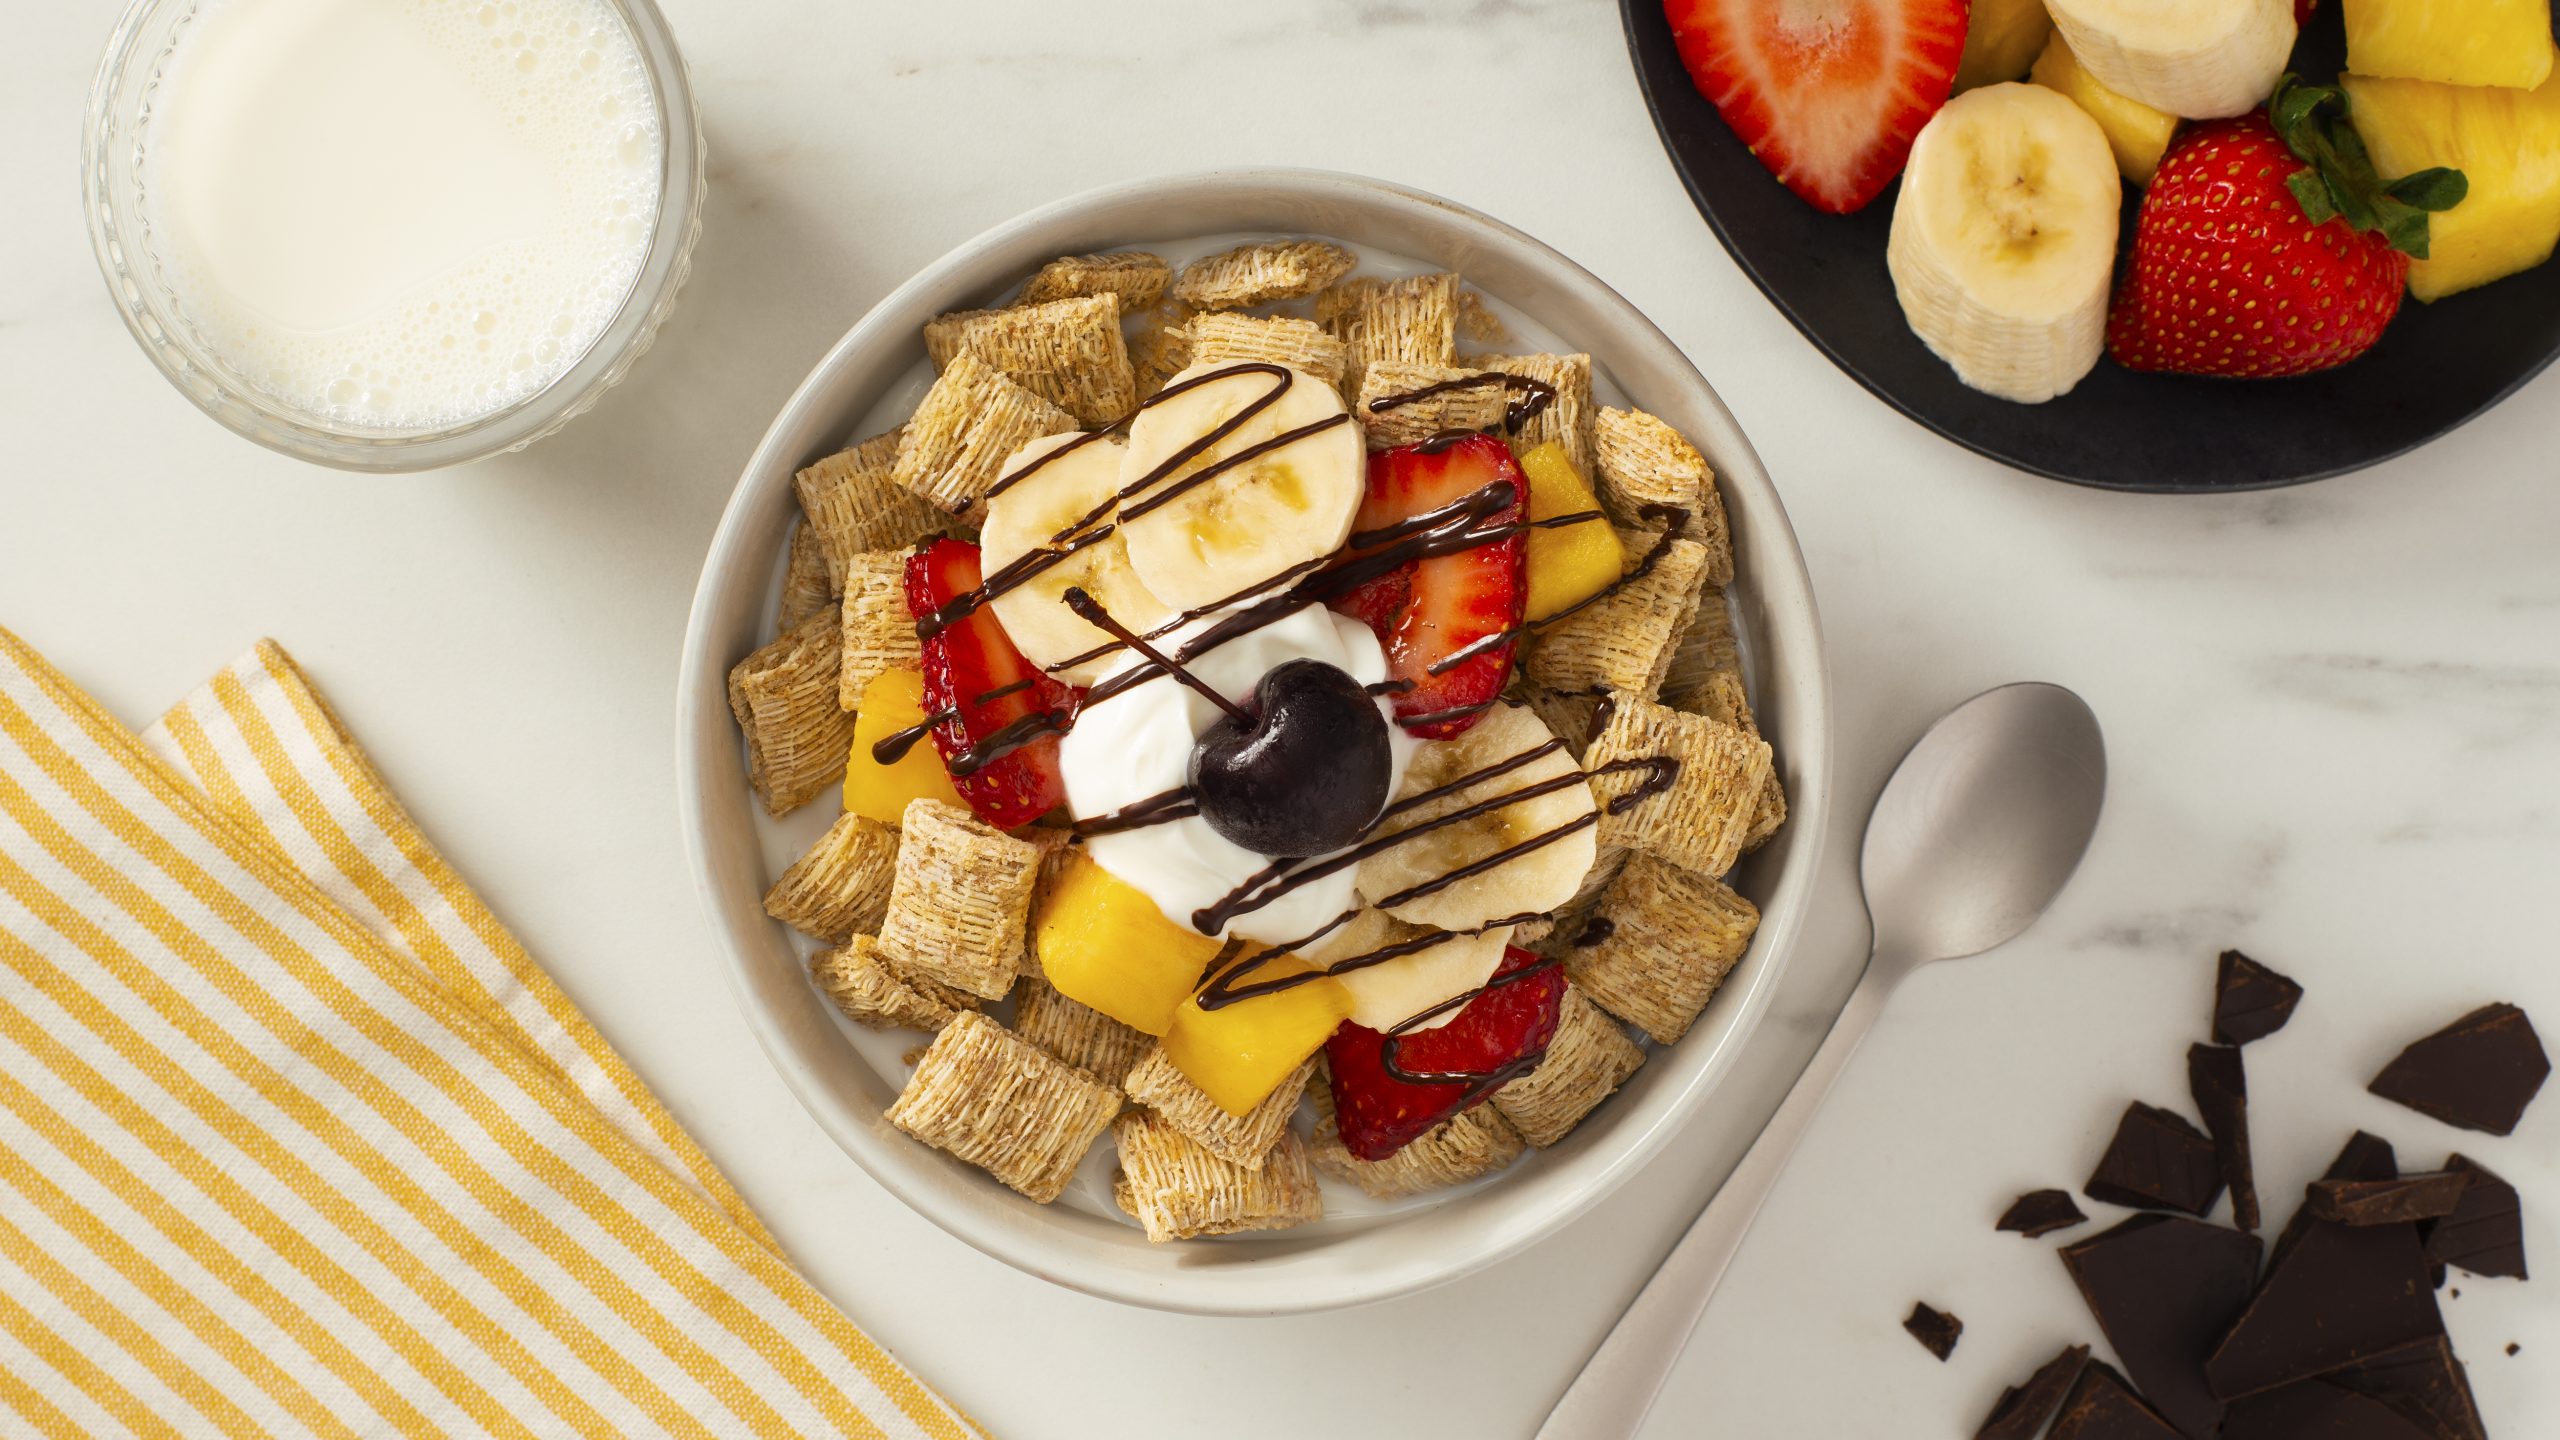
1620 0 2560 491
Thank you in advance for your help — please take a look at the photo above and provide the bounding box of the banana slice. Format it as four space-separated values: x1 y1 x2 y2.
1117 362 1364 611
2043 0 2294 119
1295 908 1513 1033
980 431 1174 684
1888 83 2120 405
1357 702 1599 934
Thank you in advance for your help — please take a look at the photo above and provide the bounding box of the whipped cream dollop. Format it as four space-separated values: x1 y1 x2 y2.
1060 606 1415 946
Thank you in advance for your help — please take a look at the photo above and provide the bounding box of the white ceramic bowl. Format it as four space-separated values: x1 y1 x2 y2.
677 169 1831 1315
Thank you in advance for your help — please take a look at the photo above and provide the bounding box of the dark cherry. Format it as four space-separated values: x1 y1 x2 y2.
1189 659 1392 859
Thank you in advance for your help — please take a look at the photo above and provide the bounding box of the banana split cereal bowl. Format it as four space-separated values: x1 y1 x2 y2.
677 170 1830 1314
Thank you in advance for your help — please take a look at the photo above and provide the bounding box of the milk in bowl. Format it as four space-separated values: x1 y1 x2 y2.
135 0 666 434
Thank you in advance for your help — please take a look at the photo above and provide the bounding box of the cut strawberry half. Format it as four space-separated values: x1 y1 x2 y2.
1324 947 1566 1163
906 538 1076 830
1664 0 1970 215
1328 433 1526 742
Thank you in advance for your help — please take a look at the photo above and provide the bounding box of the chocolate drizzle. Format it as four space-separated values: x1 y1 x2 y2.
1379 953 1563 1090
1070 787 1198 837
1364 370 1558 434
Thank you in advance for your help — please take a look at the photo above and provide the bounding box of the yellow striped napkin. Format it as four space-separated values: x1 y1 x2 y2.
0 628 979 1439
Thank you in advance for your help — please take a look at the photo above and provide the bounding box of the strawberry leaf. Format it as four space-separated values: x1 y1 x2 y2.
2387 167 2468 212
2266 76 2466 259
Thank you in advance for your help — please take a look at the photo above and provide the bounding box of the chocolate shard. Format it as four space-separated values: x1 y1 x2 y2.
1904 1301 1964 1361
2368 1002 2550 1136
2205 1208 2445 1401
2213 949 2304 1047
2049 1360 2185 1440
2062 1215 2262 1439
2187 1044 2259 1231
1998 1188 2090 1239
2310 1172 2473 1227
2271 1130 2400 1273
2222 1381 2435 1439
2422 1154 2527 1282
2329 1334 2487 1440
2085 1102 2225 1217
1976 1344 2092 1440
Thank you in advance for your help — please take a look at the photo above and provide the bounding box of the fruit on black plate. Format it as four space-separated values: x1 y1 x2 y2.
1189 659 1392 859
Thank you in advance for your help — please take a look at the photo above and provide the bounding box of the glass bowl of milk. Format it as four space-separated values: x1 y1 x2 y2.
85 0 704 471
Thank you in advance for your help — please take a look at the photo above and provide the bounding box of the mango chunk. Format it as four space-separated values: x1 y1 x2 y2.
1162 951 1351 1117
1518 441 1627 624
2343 0 2556 91
1032 851 1222 1036
2031 33 2179 186
2344 70 2560 300
843 668 965 825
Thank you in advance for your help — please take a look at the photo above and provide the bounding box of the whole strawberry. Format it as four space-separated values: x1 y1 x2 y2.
2108 78 2466 380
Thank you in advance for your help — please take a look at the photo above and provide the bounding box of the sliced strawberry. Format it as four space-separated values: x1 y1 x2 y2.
1328 433 1526 741
906 538 1076 829
1664 0 1970 215
1325 948 1566 1163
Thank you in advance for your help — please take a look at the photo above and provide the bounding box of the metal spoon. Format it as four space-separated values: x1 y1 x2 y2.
1536 682 2107 1440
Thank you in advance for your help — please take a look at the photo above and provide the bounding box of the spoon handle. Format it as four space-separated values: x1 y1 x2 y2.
1533 959 1897 1440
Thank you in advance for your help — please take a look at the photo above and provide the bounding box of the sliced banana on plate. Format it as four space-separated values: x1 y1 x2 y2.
1117 361 1364 611
1357 702 1599 934
1889 83 2120 405
1294 908 1514 1034
2044 0 2295 119
980 431 1173 685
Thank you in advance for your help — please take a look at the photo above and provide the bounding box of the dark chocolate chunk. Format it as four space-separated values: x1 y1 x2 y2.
2085 1102 2225 1217
2310 1172 2473 1227
1904 1301 1964 1361
2369 1002 2550 1136
1998 1188 2090 1239
2329 1334 2487 1440
2212 949 2303 1047
2062 1215 2262 1439
2049 1361 2185 1440
1976 1344 2091 1440
2271 1131 2400 1273
2222 1382 2435 1439
2206 1209 2444 1401
2507 1343 2520 1357
2422 1154 2527 1282
2188 1044 2259 1231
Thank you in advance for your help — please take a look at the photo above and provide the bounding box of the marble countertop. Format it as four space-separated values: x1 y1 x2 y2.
6 0 2554 1433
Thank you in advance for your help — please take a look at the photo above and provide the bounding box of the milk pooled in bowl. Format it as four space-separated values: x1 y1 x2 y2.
138 0 663 431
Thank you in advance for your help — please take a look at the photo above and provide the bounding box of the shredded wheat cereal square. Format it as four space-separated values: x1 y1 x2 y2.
1355 362 1507 450
779 522 835 630
1456 287 1509 346
888 1012 1122 1203
1127 300 1194 399
727 612 856 816
1584 696 1772 879
1172 239 1357 310
1321 272 1458 393
1508 684 1608 763
1480 353 1594 478
1111 1111 1322 1242
890 352 1081 525
1017 251 1171 311
1018 827 1078 977
1308 1082 1525 1198
1658 592 1740 712
1121 1046 1310 1170
1567 854 1758 1044
1013 976 1149 1088
1593 408 1734 587
1185 312 1350 391
1522 530 1712 699
922 295 1135 427
1492 986 1646 1146
794 428 944 591
812 935 976 1033
836 549 921 710
765 812 899 942
876 799 1041 1001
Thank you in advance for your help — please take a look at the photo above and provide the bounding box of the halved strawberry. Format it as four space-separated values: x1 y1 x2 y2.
1329 433 1526 742
1325 948 1566 1162
1664 0 1971 215
906 538 1076 829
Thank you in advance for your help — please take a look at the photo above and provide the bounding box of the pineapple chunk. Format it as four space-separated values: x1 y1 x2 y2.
2343 0 2556 91
1954 0 2057 93
1032 851 1222 1036
1517 442 1628 624
1162 952 1351 1117
2344 70 2560 300
2032 32 2179 185
843 668 965 825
